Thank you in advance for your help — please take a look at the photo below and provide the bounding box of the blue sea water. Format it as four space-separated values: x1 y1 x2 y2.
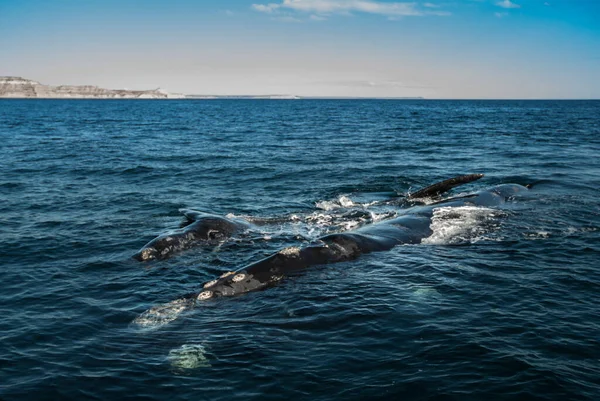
0 99 599 400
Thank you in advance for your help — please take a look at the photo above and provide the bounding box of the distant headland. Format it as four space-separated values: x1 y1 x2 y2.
0 77 185 99
0 77 424 100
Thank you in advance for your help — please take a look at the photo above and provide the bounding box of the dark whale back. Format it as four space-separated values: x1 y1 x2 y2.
133 214 249 261
133 178 531 329
197 183 529 299
133 174 487 262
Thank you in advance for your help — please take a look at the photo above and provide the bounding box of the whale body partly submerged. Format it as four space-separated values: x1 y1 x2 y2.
194 181 528 300
133 210 250 261
133 174 530 328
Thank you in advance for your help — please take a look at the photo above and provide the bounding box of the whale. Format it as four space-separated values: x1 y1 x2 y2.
133 210 250 261
194 180 528 300
133 174 523 327
134 174 485 262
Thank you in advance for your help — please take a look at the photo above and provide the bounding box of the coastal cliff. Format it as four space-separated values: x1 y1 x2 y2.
0 77 184 99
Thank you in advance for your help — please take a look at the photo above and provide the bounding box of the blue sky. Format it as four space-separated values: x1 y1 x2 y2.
1 0 599 98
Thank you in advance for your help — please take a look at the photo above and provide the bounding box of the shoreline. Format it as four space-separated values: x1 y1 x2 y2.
1 97 598 100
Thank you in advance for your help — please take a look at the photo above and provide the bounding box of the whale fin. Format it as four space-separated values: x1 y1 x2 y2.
179 209 207 220
179 209 206 228
408 174 484 199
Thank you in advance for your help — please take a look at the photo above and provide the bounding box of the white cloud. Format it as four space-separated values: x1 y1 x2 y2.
252 3 281 13
494 11 508 18
251 0 449 18
285 0 422 16
496 0 520 9
544 2 550 6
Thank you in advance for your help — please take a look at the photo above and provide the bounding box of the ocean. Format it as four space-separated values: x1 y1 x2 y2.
1 99 599 400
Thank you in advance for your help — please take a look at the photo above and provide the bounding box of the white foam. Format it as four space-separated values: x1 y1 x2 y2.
132 298 191 329
305 213 334 228
339 195 355 208
525 231 551 239
302 211 365 235
315 195 356 210
565 226 597 234
279 246 301 256
422 206 503 245
370 210 397 222
340 220 361 230
168 344 211 370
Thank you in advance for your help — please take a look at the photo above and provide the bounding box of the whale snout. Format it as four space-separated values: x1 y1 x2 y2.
134 247 158 261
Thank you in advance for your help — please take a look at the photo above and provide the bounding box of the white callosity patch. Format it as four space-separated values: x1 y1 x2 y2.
139 247 157 260
203 279 218 288
232 273 246 282
279 246 301 256
197 291 213 301
422 206 503 245
133 298 190 329
168 344 211 370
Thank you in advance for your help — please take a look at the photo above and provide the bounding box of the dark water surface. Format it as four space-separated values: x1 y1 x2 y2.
1 99 599 400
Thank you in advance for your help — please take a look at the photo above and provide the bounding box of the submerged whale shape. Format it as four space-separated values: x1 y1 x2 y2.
133 210 250 261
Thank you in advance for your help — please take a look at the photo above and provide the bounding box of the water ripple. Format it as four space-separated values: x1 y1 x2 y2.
1 99 599 400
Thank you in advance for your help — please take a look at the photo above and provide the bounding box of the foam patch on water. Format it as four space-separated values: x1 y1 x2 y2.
306 209 393 229
168 344 211 370
303 211 374 237
525 231 551 239
422 206 503 245
315 195 356 210
306 212 361 230
132 298 192 330
225 199 397 241
371 210 397 222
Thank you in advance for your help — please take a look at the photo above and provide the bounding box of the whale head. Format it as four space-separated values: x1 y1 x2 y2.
133 246 158 261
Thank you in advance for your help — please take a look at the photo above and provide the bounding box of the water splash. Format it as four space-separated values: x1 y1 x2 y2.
315 195 356 210
423 206 504 245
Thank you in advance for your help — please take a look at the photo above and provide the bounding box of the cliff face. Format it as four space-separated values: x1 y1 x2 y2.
0 77 184 99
